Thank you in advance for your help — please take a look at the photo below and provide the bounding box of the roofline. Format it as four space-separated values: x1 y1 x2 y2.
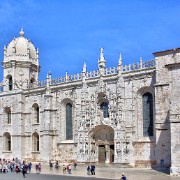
153 48 180 57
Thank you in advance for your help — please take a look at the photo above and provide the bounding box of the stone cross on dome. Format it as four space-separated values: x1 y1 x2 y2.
19 28 24 37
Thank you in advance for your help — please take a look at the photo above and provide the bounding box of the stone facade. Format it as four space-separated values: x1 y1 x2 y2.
0 30 179 175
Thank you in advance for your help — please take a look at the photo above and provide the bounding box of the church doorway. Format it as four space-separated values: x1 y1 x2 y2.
98 145 106 163
89 125 114 164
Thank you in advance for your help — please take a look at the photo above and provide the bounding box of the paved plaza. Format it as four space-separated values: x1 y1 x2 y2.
1 163 179 180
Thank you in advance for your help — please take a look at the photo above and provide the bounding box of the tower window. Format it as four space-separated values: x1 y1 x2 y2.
66 103 73 140
8 76 13 90
32 104 39 124
143 92 154 137
4 108 11 124
3 132 11 151
32 132 39 151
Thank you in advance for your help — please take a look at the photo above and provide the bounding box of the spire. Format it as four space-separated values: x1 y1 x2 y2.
82 61 86 73
98 48 106 75
48 71 51 79
118 53 122 66
118 52 122 74
99 47 106 62
139 57 143 69
65 71 68 82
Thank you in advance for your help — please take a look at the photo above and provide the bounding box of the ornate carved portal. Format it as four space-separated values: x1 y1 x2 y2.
89 125 114 164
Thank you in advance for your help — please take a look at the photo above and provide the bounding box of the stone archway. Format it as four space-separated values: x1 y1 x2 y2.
89 125 114 164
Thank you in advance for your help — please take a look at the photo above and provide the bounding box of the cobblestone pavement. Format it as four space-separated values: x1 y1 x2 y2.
29 163 179 180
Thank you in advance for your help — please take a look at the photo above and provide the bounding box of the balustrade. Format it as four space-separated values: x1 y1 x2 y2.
0 59 155 91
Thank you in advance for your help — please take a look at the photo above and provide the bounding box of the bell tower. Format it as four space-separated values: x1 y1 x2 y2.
2 29 40 91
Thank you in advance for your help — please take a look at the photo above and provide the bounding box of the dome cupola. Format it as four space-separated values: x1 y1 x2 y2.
4 29 39 65
2 29 40 91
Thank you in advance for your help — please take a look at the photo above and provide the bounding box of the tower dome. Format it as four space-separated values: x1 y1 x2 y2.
4 29 38 64
2 29 40 91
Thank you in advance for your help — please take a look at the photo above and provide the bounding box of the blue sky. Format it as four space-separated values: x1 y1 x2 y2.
0 0 180 80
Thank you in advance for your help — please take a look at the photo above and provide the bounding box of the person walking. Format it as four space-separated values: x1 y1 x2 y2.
29 162 32 173
49 161 53 170
22 164 27 178
35 163 39 174
74 162 77 170
87 165 91 175
38 163 41 174
62 164 66 174
120 173 127 180
91 164 95 175
55 161 59 169
69 164 72 174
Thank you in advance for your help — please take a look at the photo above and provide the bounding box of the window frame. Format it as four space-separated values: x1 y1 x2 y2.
142 92 154 137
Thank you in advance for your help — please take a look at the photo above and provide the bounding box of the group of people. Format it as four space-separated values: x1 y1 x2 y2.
49 160 60 169
62 164 72 174
0 158 127 179
49 161 77 175
35 163 41 174
0 158 44 178
0 158 33 178
87 164 96 175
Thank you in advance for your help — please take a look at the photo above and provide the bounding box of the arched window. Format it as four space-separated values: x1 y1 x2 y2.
32 132 39 151
4 108 11 124
30 78 35 88
3 132 11 151
8 76 13 90
143 92 154 136
66 103 73 140
100 102 109 118
32 104 39 124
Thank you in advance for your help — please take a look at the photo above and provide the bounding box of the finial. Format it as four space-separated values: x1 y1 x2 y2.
99 47 106 63
139 57 143 69
118 53 122 66
82 61 87 73
19 28 24 37
100 47 104 59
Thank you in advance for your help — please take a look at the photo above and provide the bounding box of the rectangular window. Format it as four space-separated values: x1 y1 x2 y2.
7 112 11 124
143 93 153 137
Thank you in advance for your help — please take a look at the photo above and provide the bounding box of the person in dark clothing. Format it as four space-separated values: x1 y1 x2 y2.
49 161 53 170
91 165 95 175
74 162 77 170
120 173 127 180
55 161 59 169
22 165 27 178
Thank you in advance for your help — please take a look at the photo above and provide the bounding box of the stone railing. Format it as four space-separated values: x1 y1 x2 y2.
122 59 155 72
0 59 155 91
105 67 118 75
50 73 82 85
86 70 99 78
